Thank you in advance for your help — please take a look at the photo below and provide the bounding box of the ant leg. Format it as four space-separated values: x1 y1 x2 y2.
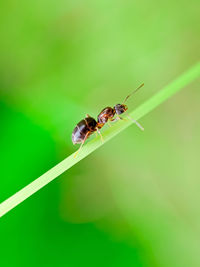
116 115 128 121
95 132 98 137
110 115 127 122
110 118 118 122
126 114 144 131
74 132 89 158
97 128 104 143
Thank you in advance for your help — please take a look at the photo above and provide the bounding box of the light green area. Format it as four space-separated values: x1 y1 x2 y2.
0 0 199 266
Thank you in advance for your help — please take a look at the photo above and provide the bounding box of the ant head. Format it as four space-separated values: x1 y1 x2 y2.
114 104 128 115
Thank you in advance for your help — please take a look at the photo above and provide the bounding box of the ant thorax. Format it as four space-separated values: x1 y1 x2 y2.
97 107 115 124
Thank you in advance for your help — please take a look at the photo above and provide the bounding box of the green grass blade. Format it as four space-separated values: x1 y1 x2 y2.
0 62 200 218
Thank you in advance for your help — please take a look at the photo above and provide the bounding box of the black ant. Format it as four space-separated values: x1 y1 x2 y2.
72 83 144 158
97 83 144 130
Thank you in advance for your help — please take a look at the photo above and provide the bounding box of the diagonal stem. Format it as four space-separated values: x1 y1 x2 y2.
0 62 200 218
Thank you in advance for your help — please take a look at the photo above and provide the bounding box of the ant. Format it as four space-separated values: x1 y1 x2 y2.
97 83 144 130
72 83 144 158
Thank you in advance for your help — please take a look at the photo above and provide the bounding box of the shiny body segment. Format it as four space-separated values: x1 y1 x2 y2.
72 117 97 144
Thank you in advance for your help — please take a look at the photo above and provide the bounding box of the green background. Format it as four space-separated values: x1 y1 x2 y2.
0 0 199 266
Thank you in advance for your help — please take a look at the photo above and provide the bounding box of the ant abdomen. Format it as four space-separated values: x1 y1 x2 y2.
72 117 97 145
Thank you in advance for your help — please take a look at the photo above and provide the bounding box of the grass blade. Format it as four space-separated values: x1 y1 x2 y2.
0 62 200 218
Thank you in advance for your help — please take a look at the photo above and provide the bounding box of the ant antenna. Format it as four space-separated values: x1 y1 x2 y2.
123 83 144 104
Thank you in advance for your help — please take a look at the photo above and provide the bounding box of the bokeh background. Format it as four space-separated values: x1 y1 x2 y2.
0 0 200 266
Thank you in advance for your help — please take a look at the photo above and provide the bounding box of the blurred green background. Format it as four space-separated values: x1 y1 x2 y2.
0 0 199 266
